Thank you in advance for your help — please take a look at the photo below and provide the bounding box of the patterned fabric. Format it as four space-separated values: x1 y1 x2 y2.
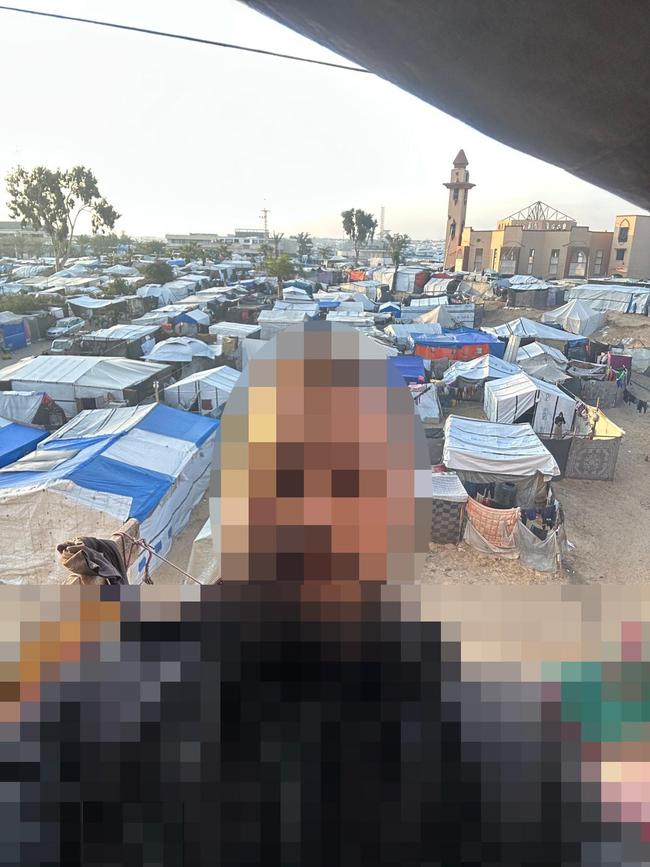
465 497 520 550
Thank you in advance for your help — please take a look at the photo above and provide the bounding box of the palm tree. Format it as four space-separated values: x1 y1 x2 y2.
266 254 295 297
270 231 284 258
318 245 334 263
293 231 313 261
384 231 411 295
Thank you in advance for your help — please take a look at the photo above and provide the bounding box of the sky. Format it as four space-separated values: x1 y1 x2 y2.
0 0 646 241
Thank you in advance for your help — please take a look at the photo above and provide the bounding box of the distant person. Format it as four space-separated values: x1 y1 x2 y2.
644 401 649 415
616 369 627 389
553 411 566 438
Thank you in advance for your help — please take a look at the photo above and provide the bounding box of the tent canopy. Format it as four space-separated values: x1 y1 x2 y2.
442 354 520 385
144 337 220 363
0 416 47 468
0 355 167 388
443 414 560 478
488 317 587 345
541 299 607 337
484 372 576 435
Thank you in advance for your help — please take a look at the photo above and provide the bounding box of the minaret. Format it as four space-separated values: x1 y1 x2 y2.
443 150 475 269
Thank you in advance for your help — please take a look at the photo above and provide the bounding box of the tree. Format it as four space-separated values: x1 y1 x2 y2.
318 245 334 262
103 277 135 297
6 165 120 271
214 242 232 262
258 241 272 263
293 231 313 261
142 260 174 285
341 208 378 264
266 254 295 296
139 239 167 256
180 241 206 265
270 231 284 258
383 231 411 294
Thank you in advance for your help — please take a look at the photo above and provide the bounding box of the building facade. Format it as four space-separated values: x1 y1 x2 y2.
608 214 650 278
443 152 650 279
454 201 616 280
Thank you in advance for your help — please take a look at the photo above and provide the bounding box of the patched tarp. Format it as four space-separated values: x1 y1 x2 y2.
515 521 566 572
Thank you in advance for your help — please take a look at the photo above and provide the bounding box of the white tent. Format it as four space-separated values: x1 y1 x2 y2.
443 415 560 478
385 323 442 350
0 390 44 424
145 336 220 364
163 365 240 415
257 309 310 340
484 372 576 436
410 383 442 424
0 355 168 418
208 322 261 340
488 317 587 346
416 303 475 328
541 299 606 337
566 283 649 314
442 354 520 385
325 310 375 331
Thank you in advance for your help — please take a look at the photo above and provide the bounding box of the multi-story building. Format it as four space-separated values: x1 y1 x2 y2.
165 229 297 256
442 152 650 279
608 215 650 278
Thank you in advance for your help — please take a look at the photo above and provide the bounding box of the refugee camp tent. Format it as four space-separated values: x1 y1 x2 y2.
517 341 568 367
0 403 218 584
163 365 240 415
80 324 160 359
484 372 576 436
0 355 169 418
241 337 267 368
488 317 587 347
257 309 311 340
0 390 66 429
208 322 261 340
389 355 425 383
325 310 375 331
0 416 47 468
410 383 442 424
566 283 650 315
443 415 560 479
505 277 557 309
384 323 442 350
541 299 606 337
413 328 506 362
0 311 29 351
416 303 476 329
274 299 319 318
136 283 179 305
144 337 220 369
442 354 520 386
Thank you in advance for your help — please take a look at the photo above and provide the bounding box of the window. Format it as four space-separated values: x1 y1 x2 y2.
452 188 459 203
527 248 535 274
473 248 484 271
492 249 498 269
616 248 626 261
548 248 560 276
618 226 629 243
593 250 604 275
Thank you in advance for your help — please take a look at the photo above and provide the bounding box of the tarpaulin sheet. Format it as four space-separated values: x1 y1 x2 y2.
69 455 172 521
443 415 560 478
388 355 425 382
515 521 565 572
135 402 219 446
0 391 44 424
0 422 47 468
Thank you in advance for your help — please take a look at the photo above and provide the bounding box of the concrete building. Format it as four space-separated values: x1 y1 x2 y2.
443 150 475 269
454 200 615 280
165 229 297 256
608 214 650 279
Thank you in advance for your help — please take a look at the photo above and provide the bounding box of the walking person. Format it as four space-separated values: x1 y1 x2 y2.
553 411 566 438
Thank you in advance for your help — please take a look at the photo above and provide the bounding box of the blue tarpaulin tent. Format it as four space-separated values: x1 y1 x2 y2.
388 355 425 383
0 419 46 468
0 403 219 583
0 313 27 351
413 328 507 358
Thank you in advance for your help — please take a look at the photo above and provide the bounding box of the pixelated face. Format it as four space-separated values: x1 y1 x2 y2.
210 322 431 583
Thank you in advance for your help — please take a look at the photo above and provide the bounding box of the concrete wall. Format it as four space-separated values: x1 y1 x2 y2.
610 215 650 278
